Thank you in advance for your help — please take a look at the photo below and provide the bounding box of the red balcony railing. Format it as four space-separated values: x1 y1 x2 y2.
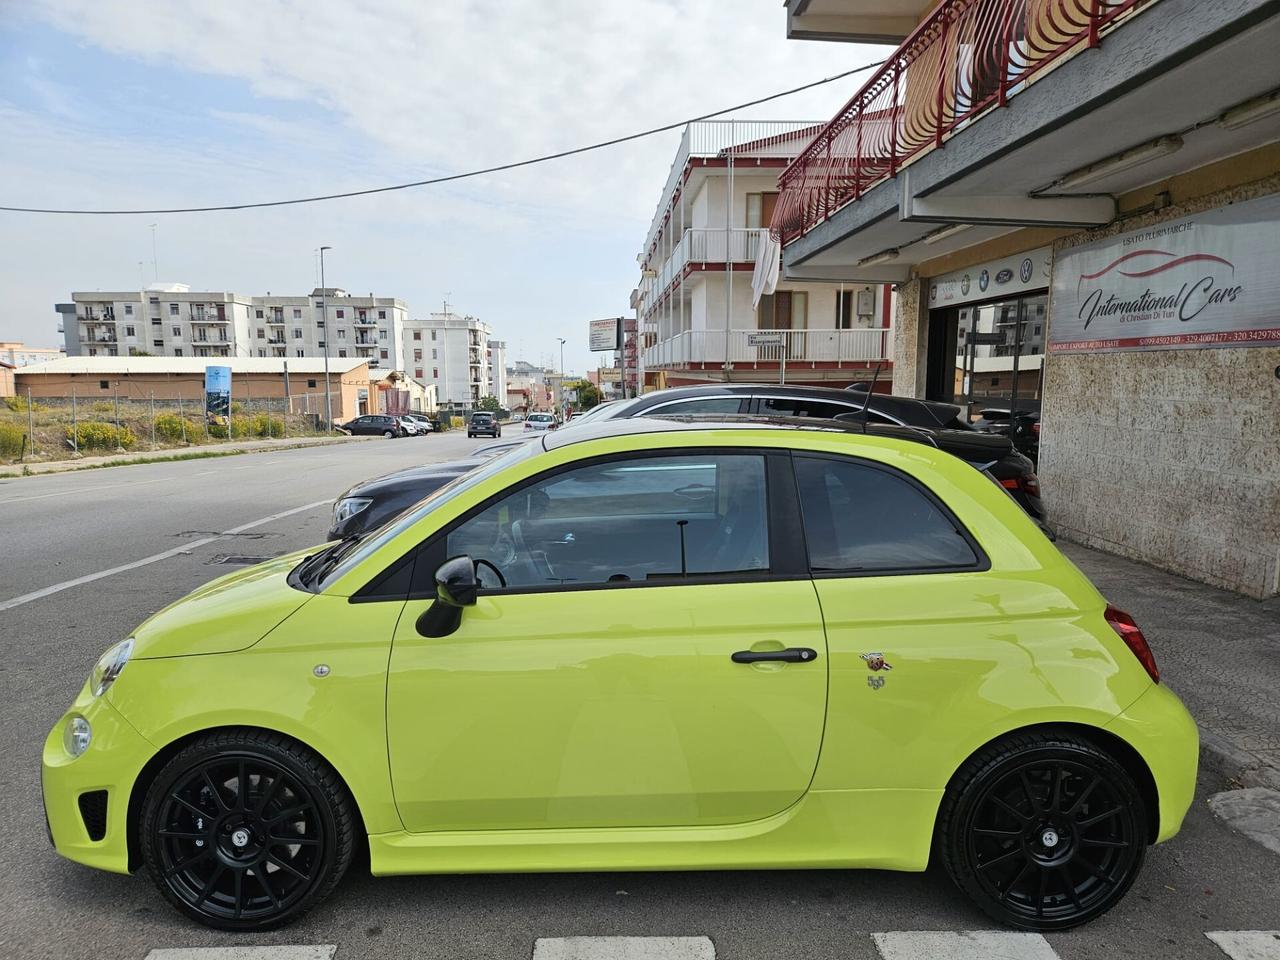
771 0 1156 244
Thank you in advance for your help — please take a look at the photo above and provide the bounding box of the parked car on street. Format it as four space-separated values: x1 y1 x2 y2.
337 414 409 438
973 405 1041 463
398 413 434 435
44 417 1195 931
467 411 501 438
523 412 558 433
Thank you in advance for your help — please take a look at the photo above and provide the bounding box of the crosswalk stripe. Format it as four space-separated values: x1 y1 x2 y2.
1207 932 1280 960
872 931 1059 960
144 948 336 960
532 937 716 960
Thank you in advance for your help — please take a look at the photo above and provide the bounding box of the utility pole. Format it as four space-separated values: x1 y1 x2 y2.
557 337 566 418
149 224 159 281
319 246 333 429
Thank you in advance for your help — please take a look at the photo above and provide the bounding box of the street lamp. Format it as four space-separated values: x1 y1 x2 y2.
319 246 333 429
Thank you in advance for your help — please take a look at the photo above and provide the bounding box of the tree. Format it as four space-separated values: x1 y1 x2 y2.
568 379 600 410
477 395 501 412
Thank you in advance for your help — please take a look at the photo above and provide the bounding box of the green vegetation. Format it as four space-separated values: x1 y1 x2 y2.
66 422 137 450
0 422 25 459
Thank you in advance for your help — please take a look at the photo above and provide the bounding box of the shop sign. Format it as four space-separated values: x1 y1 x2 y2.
589 318 622 352
1050 194 1280 353
929 247 1052 308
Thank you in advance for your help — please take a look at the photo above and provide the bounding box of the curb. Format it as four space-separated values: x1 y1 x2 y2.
1198 723 1280 790
6 435 372 477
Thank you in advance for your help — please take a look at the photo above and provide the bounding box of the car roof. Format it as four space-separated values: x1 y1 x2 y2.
624 382 964 428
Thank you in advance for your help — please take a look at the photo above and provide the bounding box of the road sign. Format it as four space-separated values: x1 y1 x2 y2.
747 332 785 347
589 318 622 352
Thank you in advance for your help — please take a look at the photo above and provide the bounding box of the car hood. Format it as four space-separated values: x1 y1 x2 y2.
129 547 317 660
338 457 487 499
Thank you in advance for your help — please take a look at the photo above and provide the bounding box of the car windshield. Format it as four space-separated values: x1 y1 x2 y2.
529 414 554 422
317 438 541 591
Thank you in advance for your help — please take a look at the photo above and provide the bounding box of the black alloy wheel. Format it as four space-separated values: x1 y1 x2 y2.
141 730 354 930
938 731 1146 930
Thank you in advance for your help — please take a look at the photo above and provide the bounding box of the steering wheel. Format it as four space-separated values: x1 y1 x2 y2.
473 557 508 589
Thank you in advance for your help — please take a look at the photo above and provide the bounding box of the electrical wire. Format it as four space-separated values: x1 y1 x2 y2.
0 61 883 216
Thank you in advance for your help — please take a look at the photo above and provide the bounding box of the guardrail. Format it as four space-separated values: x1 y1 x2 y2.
644 327 892 367
771 0 1156 244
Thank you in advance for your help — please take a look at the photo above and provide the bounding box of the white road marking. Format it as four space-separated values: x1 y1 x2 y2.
533 937 716 960
0 474 180 504
872 931 1060 960
145 948 336 960
1208 932 1280 960
0 498 332 612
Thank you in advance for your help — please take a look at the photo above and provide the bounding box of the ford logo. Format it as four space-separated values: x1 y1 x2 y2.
995 268 1013 284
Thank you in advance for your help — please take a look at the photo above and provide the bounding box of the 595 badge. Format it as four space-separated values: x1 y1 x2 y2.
861 652 893 690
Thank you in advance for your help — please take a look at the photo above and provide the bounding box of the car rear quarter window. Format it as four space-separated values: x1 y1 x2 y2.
756 396 892 423
794 455 981 574
644 397 747 416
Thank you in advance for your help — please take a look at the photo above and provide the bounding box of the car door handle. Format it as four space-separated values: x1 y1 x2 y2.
731 647 819 664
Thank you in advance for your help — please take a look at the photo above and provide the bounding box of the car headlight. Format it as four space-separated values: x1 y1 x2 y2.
333 497 373 524
90 638 134 698
64 715 92 758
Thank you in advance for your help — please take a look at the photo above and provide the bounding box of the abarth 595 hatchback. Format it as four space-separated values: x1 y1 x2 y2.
43 418 1196 932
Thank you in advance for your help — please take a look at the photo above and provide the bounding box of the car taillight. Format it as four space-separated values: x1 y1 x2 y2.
999 474 1041 497
1105 605 1159 683
1032 422 1041 436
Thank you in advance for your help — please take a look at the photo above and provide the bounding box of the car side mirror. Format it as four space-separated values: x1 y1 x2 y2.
415 556 478 638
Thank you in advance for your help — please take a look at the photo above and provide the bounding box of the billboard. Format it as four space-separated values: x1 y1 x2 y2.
203 365 231 424
589 317 622 352
1050 194 1280 353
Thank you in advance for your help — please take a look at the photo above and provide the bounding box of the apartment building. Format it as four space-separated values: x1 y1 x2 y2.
57 284 407 370
0 342 64 367
487 340 508 401
402 312 495 410
771 0 1280 597
635 121 892 389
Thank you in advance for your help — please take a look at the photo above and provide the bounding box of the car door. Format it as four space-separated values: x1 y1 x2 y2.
385 449 828 833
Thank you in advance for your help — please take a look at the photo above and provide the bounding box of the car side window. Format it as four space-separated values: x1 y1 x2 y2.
756 397 861 420
644 397 746 416
445 453 771 590
794 455 979 573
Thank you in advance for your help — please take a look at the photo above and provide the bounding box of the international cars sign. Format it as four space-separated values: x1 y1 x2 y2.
1049 194 1280 353
588 317 622 352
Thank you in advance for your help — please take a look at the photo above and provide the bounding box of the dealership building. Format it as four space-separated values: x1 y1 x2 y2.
771 0 1279 597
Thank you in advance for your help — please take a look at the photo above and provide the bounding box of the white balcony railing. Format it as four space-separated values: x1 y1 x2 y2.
643 228 768 308
644 327 893 368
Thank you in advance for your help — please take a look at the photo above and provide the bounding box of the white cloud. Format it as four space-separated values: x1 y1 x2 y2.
1 0 887 370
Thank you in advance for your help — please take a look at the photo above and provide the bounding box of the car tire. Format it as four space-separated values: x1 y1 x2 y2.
936 730 1146 931
140 729 356 931
382 430 394 439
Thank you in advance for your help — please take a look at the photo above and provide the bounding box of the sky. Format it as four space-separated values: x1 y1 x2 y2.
0 0 885 375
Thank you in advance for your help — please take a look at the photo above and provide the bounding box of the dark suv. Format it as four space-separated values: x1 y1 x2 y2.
338 414 407 438
467 411 501 438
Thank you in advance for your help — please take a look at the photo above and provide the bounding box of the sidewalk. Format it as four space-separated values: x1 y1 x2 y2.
7 434 371 476
1061 541 1280 789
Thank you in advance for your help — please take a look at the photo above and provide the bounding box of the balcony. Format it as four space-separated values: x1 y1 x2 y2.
644 327 893 370
771 0 1280 281
641 228 768 313
354 317 377 327
80 333 119 344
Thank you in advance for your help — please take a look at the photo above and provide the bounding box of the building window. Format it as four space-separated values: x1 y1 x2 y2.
298 350 305 358
172 326 181 337
255 309 264 319
381 349 389 359
317 321 325 329
412 331 421 340
99 380 109 390
338 349 347 358
415 367 424 378
169 303 179 315
432 367 439 378
431 348 437 359
335 309 344 319
174 348 183 356
745 192 780 229
414 349 422 361
149 296 160 304
431 331 437 341
757 291 807 330
258 349 266 357
293 328 303 339
318 340 326 348
257 328 265 339
124 325 135 337
336 329 346 340
124 304 133 316
378 330 387 340
153 340 163 349
293 308 302 319
378 310 386 319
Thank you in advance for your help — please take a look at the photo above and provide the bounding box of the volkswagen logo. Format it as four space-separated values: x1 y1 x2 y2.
1020 257 1034 283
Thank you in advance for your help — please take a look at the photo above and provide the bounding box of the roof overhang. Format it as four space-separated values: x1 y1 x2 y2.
783 0 1280 281
785 0 933 44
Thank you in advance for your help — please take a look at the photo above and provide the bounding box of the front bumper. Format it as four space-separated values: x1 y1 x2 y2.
1105 682 1199 843
42 683 156 874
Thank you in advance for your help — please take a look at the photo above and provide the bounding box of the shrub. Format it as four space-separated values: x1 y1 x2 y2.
4 396 41 413
154 413 196 442
91 401 113 413
249 413 284 437
0 422 25 459
230 401 246 415
66 422 136 450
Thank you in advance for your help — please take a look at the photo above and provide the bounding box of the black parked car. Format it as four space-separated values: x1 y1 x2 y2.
972 405 1041 464
467 411 501 438
337 414 408 438
329 385 1047 540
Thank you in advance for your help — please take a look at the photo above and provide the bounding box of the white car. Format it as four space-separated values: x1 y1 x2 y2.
399 413 434 435
523 412 558 433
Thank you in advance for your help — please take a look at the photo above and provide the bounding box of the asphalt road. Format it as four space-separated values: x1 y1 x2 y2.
0 436 1276 960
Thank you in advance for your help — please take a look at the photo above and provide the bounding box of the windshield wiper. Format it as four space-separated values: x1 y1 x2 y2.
297 535 362 588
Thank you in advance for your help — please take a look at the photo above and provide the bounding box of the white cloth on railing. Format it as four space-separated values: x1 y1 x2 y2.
751 235 781 307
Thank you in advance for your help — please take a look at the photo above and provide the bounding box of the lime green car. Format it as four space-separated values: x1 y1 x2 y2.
42 419 1197 931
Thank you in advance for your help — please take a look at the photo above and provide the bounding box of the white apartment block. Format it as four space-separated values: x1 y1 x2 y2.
636 122 892 388
57 284 408 371
401 312 497 410
487 340 508 401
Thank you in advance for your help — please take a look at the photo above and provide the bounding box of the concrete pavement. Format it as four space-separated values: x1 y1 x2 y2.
1 439 1278 959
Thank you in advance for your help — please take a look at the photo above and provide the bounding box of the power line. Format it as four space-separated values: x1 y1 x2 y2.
0 62 883 216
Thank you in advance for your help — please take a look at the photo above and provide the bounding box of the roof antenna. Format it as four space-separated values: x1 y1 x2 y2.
860 362 883 428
